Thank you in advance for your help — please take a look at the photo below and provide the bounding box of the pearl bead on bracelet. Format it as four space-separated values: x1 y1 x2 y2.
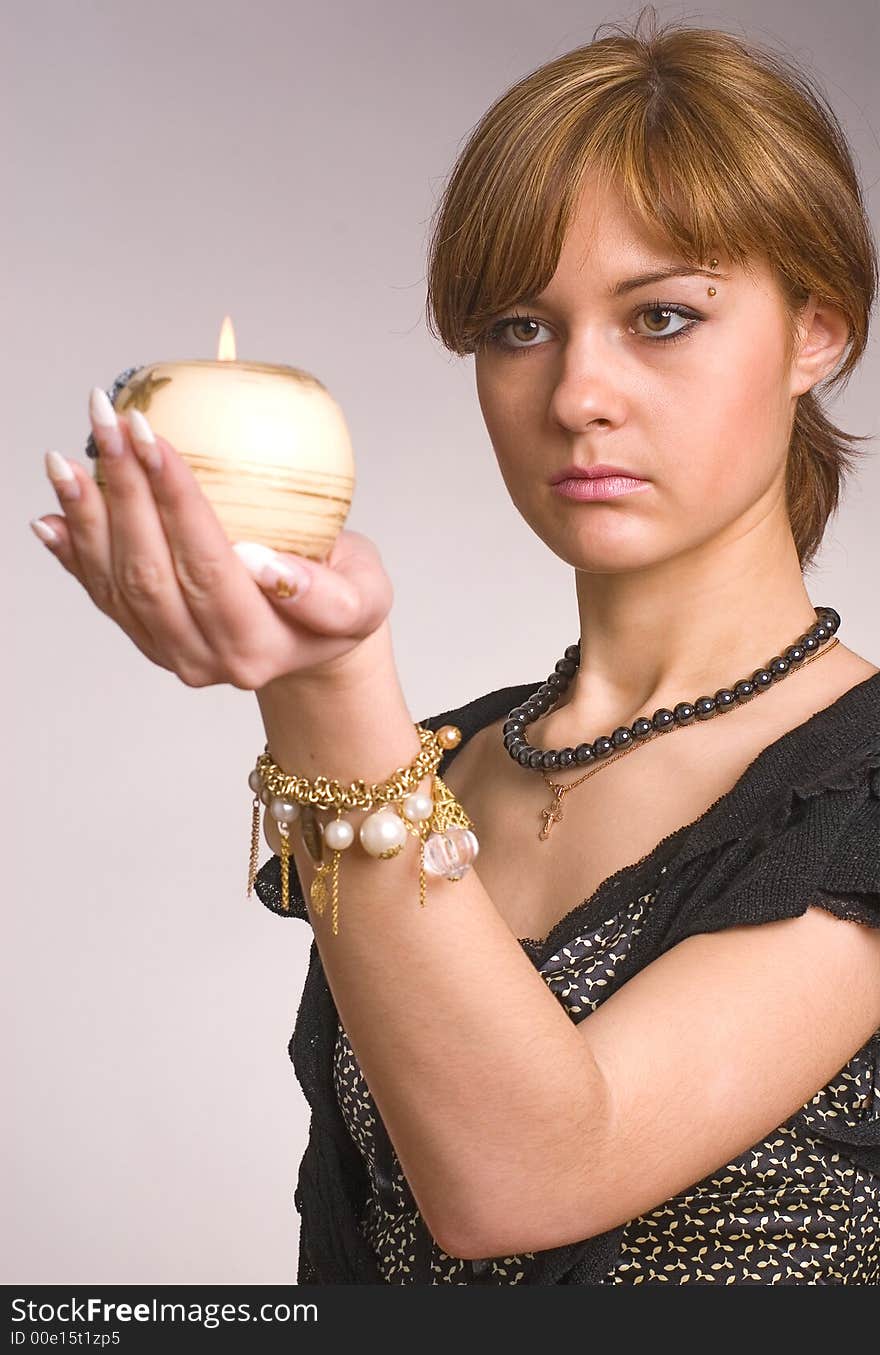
245 724 479 934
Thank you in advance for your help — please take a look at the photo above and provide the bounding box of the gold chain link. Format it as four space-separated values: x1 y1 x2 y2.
256 723 446 811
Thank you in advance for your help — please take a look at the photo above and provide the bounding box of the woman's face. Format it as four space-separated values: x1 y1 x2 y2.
473 175 811 575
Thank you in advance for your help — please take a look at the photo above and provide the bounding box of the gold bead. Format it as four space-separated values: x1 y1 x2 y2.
707 286 716 296
709 257 718 268
436 724 462 750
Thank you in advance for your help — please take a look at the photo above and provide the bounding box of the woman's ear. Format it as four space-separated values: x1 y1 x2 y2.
789 295 850 397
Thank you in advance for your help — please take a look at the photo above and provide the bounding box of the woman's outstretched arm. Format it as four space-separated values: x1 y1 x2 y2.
256 631 880 1261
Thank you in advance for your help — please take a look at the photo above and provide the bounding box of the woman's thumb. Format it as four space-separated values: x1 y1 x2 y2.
232 540 383 638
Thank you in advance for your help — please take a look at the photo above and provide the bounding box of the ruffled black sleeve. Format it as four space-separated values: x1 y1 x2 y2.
658 730 880 951
812 738 880 928
626 729 880 1180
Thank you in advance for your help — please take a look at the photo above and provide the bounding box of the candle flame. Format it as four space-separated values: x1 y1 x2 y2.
217 315 237 361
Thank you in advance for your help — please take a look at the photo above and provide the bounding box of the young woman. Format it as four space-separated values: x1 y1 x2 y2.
35 9 880 1284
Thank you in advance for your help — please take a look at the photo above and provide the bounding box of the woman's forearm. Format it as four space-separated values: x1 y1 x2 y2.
254 632 611 1261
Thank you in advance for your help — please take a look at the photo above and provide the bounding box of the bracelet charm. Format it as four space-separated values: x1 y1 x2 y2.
246 724 479 933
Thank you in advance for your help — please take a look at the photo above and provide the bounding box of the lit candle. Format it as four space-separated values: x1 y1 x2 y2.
90 317 355 561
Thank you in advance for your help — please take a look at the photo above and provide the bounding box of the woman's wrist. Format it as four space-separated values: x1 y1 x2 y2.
256 616 398 697
254 618 421 785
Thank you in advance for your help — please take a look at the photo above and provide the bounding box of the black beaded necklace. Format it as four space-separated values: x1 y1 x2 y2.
501 605 842 840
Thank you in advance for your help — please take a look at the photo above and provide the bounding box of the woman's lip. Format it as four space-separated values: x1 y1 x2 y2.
552 475 651 500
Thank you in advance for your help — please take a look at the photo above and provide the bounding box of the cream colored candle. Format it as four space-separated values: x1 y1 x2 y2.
93 318 355 562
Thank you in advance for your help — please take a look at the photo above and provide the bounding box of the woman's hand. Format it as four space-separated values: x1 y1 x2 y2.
31 388 395 692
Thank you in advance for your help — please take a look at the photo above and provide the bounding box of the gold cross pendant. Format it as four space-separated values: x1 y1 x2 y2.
539 785 566 840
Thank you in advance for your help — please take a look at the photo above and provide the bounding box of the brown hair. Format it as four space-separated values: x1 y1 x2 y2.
424 6 877 574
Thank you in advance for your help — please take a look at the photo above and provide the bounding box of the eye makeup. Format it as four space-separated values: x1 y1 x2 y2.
479 300 706 356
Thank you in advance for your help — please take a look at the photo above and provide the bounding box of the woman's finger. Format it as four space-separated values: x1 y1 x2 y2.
87 390 220 675
115 401 320 674
30 509 85 582
124 406 391 670
233 529 394 641
28 509 174 670
41 448 178 661
40 392 393 691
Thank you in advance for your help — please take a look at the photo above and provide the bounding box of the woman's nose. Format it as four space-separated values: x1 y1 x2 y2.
548 366 627 432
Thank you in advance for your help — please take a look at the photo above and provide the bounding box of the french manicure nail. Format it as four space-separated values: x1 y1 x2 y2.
45 449 80 498
89 386 119 428
30 518 59 547
260 559 310 595
232 541 310 594
45 449 75 482
232 541 277 571
128 408 163 470
128 408 155 443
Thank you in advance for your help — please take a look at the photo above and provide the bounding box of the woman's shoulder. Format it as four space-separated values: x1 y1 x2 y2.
656 658 880 949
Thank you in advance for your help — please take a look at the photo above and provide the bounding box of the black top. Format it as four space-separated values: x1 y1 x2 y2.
254 667 880 1284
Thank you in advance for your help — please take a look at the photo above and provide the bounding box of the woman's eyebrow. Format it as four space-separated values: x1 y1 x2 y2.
519 264 730 309
611 265 728 295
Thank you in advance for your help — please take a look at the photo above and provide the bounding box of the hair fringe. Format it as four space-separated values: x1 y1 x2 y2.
424 3 877 571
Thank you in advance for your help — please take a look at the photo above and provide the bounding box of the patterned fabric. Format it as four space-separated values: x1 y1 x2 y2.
254 668 880 1284
333 874 880 1283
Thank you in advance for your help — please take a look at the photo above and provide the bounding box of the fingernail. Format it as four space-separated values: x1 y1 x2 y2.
127 407 155 442
232 541 276 570
232 541 310 595
45 449 75 483
127 408 163 471
89 386 119 428
30 518 59 547
261 558 311 595
45 449 81 499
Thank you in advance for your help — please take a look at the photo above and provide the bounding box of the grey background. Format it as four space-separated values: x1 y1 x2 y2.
4 0 878 1283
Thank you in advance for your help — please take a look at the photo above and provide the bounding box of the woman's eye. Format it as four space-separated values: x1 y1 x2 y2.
630 303 702 344
479 301 703 356
481 313 551 355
